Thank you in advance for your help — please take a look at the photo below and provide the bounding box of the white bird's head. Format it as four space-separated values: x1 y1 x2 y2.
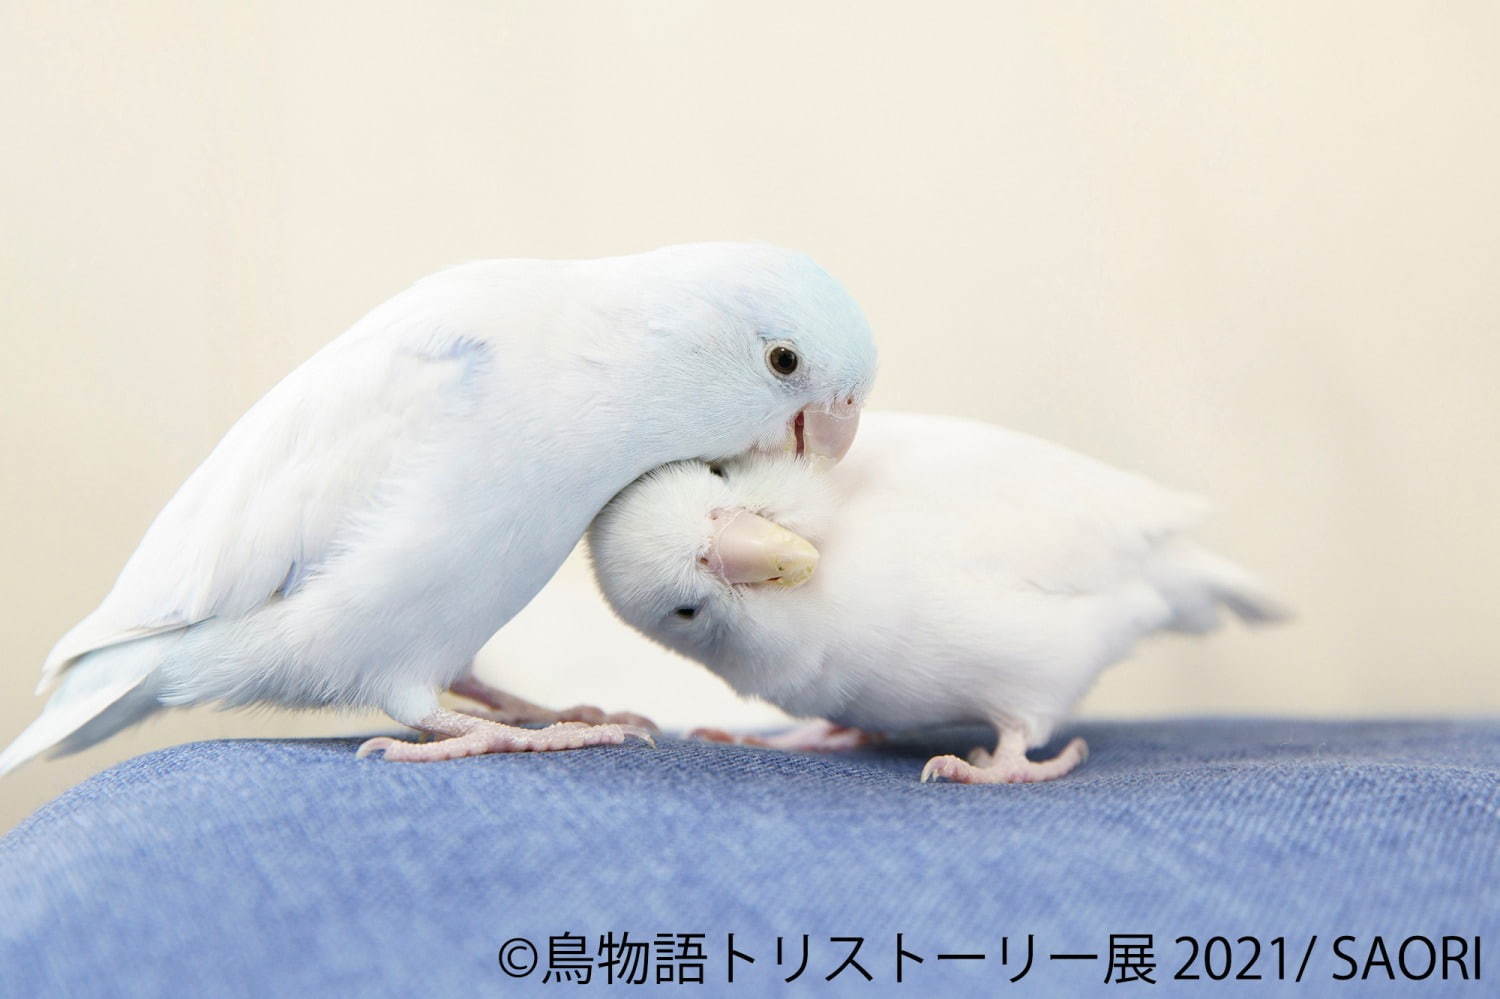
616 243 877 465
587 454 832 672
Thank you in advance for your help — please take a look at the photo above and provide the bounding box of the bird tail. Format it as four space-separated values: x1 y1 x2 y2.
0 636 166 777
1148 543 1292 634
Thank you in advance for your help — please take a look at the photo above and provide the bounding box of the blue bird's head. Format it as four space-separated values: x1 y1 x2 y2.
633 242 878 464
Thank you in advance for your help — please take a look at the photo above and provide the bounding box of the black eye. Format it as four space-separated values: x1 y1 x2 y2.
674 606 699 620
767 345 799 377
708 465 725 479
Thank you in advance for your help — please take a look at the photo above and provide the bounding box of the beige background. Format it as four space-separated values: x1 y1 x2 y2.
3 1 1497 833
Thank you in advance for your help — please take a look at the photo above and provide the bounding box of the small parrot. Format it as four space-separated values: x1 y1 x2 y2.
588 411 1286 784
0 243 876 774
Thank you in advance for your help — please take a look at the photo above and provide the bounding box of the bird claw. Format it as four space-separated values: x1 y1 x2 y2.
920 754 969 783
921 738 1089 785
355 736 395 759
358 720 654 762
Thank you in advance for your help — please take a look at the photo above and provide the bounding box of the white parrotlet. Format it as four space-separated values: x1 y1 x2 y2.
0 243 876 773
588 411 1286 784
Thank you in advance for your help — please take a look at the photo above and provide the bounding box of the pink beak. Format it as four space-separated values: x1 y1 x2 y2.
793 395 861 463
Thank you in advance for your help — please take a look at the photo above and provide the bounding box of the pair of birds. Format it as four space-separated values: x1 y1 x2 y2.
0 243 1280 785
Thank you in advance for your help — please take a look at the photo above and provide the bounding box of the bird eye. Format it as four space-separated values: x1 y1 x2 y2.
708 465 725 479
674 606 699 620
766 344 799 377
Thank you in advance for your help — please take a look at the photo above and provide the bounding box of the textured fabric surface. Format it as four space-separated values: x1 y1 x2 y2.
1 719 1496 997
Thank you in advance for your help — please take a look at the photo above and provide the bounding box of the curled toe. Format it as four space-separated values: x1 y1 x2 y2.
355 736 394 759
608 711 658 731
920 754 969 783
557 704 607 725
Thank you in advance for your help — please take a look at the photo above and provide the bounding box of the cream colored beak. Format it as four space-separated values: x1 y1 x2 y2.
704 509 820 588
782 396 862 463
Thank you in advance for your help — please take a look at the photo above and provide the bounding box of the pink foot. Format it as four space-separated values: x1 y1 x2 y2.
691 719 882 752
921 737 1088 785
550 704 658 730
449 674 657 731
357 708 653 762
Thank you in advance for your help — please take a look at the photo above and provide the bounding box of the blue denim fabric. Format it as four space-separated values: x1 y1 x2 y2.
1 719 1496 997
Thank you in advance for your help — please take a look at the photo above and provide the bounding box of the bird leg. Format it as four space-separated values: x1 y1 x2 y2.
692 719 882 751
356 708 653 762
921 726 1088 784
449 674 656 730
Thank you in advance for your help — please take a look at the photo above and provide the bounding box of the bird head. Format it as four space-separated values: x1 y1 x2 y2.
626 243 877 465
587 453 833 667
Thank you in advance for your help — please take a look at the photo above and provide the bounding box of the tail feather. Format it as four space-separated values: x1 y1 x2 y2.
0 636 165 777
53 676 163 758
1148 543 1291 634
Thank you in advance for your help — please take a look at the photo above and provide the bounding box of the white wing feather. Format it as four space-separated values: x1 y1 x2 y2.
39 322 487 693
849 411 1208 596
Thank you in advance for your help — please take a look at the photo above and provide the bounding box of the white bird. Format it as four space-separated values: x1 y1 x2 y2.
0 243 877 774
588 411 1286 784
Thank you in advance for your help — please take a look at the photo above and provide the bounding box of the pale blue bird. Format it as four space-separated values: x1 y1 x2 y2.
1 243 876 772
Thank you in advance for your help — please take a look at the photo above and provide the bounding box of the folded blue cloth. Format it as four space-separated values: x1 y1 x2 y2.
2 719 1495 997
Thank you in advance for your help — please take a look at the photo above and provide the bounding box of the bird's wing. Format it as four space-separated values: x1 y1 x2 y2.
857 411 1210 596
975 433 1207 596
39 329 490 692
